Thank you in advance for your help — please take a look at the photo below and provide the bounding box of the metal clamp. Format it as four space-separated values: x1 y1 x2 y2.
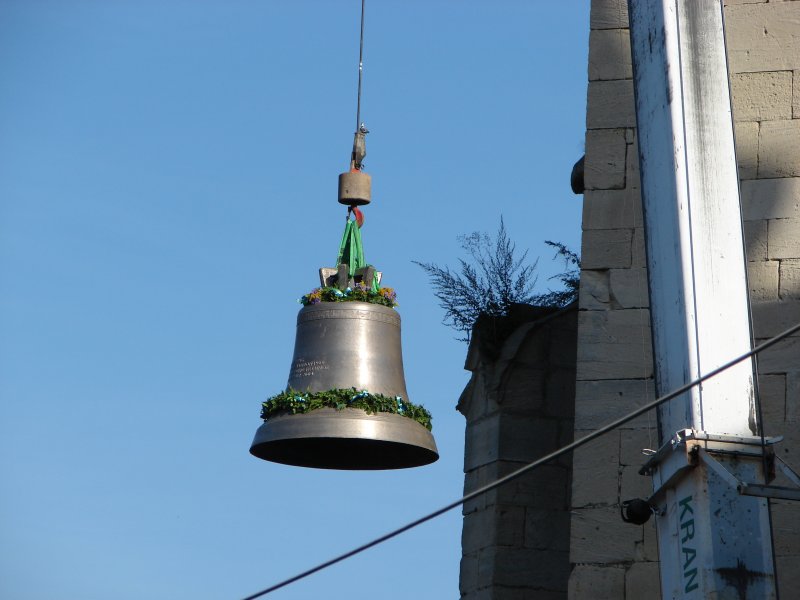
638 429 800 509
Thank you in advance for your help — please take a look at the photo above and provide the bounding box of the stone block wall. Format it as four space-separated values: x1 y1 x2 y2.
569 0 800 597
458 306 578 599
457 2 799 597
570 2 659 596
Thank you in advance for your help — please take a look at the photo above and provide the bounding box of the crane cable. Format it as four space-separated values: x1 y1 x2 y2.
239 319 800 600
355 0 365 134
349 0 368 172
344 0 368 225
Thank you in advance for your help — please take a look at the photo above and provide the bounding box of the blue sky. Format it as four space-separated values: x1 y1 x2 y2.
0 2 589 598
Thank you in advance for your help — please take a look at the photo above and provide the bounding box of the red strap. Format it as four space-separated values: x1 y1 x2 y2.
352 206 364 228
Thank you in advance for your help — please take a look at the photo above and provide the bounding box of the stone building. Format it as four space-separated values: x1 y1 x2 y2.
458 1 800 598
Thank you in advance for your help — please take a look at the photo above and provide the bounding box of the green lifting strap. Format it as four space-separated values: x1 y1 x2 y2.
336 219 364 276
336 219 379 292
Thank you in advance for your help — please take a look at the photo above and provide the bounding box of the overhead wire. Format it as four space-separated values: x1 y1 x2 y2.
240 319 800 600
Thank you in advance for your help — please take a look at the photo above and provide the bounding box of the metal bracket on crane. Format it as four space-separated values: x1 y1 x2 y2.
700 450 800 502
636 429 800 514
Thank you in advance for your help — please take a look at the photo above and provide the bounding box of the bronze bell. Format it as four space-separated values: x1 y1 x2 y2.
250 300 439 469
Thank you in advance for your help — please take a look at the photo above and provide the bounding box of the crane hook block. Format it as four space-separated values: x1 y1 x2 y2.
338 130 371 206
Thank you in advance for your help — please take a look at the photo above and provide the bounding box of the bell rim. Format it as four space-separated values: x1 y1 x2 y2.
250 407 439 470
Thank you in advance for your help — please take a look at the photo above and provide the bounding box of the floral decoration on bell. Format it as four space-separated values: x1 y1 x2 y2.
300 283 398 308
260 387 433 431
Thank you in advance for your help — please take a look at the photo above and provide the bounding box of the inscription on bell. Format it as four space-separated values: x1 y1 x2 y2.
291 358 329 379
287 302 410 399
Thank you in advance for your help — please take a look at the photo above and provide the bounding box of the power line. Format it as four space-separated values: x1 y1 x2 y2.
240 320 800 600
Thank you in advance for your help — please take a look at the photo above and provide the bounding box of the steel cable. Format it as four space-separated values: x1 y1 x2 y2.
355 0 365 131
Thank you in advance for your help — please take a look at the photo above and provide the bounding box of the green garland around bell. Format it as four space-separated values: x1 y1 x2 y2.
300 284 397 307
261 387 433 431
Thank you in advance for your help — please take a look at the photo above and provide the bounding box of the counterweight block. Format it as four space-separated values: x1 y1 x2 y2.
338 170 371 206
